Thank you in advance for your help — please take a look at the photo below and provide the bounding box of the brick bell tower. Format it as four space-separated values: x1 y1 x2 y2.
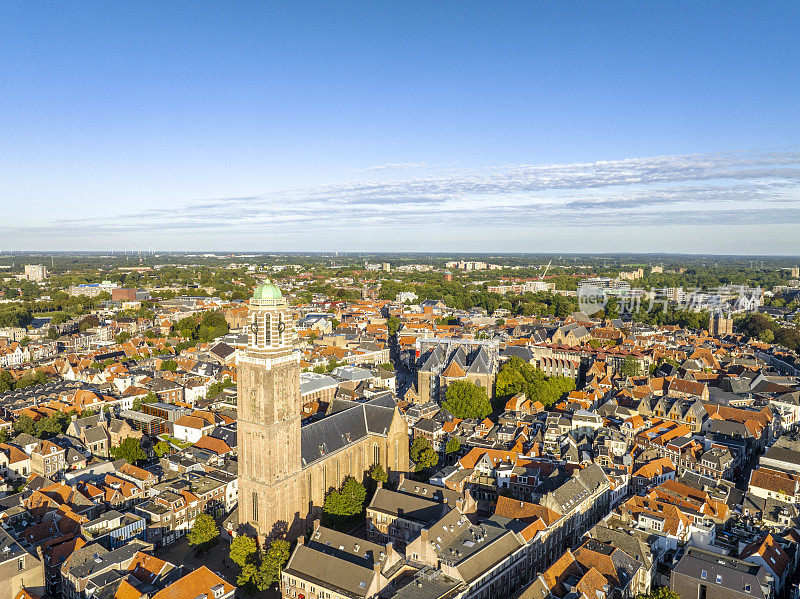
237 280 302 539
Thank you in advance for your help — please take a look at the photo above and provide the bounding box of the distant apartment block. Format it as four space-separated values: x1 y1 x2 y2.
111 288 151 302
488 281 555 294
68 281 120 297
24 264 48 281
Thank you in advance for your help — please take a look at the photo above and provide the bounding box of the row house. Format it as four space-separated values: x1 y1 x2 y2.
403 508 531 599
31 440 66 478
537 464 612 551
282 521 402 599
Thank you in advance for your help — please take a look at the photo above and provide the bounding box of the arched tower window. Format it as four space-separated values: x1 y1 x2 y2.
278 312 285 345
373 443 380 466
250 315 260 347
264 312 271 346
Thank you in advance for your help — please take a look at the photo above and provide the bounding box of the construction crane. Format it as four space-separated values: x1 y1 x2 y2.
540 260 552 280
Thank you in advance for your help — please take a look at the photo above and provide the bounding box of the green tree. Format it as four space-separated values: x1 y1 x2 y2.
442 380 492 420
494 357 574 410
206 377 234 399
19 336 31 347
115 331 132 344
445 437 461 455
187 513 219 550
112 437 146 464
410 437 439 472
620 355 642 377
323 477 367 525
237 563 260 590
387 316 401 336
47 327 59 340
132 392 158 411
13 414 36 436
340 477 367 514
759 329 775 344
35 413 69 438
0 428 9 443
229 535 258 568
160 359 178 371
258 539 291 590
636 587 681 599
369 463 388 484
153 440 171 457
0 371 16 394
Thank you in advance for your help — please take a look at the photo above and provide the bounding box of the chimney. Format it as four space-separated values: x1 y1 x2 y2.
398 473 405 486
385 541 393 557
376 481 383 490
296 536 304 546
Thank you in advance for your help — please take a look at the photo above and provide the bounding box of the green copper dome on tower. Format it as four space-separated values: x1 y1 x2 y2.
252 280 283 300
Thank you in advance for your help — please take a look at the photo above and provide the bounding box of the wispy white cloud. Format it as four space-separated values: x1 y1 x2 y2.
359 162 430 172
5 150 800 244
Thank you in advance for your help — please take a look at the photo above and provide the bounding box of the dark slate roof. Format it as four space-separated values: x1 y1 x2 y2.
209 424 237 448
672 547 770 599
466 351 490 375
301 395 397 467
209 342 235 359
301 405 369 467
83 426 108 444
774 391 800 406
763 444 800 468
413 418 439 434
368 488 445 523
364 404 394 436
500 346 535 362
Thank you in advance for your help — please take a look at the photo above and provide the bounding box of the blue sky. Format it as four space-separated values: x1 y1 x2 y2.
2 2 799 253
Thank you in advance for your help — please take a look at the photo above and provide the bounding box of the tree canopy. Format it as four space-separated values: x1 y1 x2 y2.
112 437 146 464
738 312 800 351
445 437 461 455
636 587 680 599
410 437 439 472
259 539 291 589
369 463 388 484
442 380 492 420
229 535 258 568
172 311 229 343
323 476 367 521
495 357 575 409
187 513 219 550
620 355 642 377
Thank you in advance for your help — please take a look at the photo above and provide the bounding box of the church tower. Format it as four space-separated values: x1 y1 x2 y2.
237 280 302 539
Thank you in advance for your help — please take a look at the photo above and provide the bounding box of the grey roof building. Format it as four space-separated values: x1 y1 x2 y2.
671 546 773 599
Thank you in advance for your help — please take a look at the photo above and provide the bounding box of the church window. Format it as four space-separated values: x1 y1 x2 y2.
264 313 271 346
251 315 260 347
373 443 380 466
322 465 327 491
252 491 259 522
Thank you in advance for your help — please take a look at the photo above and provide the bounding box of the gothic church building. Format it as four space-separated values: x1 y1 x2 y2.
237 281 409 540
